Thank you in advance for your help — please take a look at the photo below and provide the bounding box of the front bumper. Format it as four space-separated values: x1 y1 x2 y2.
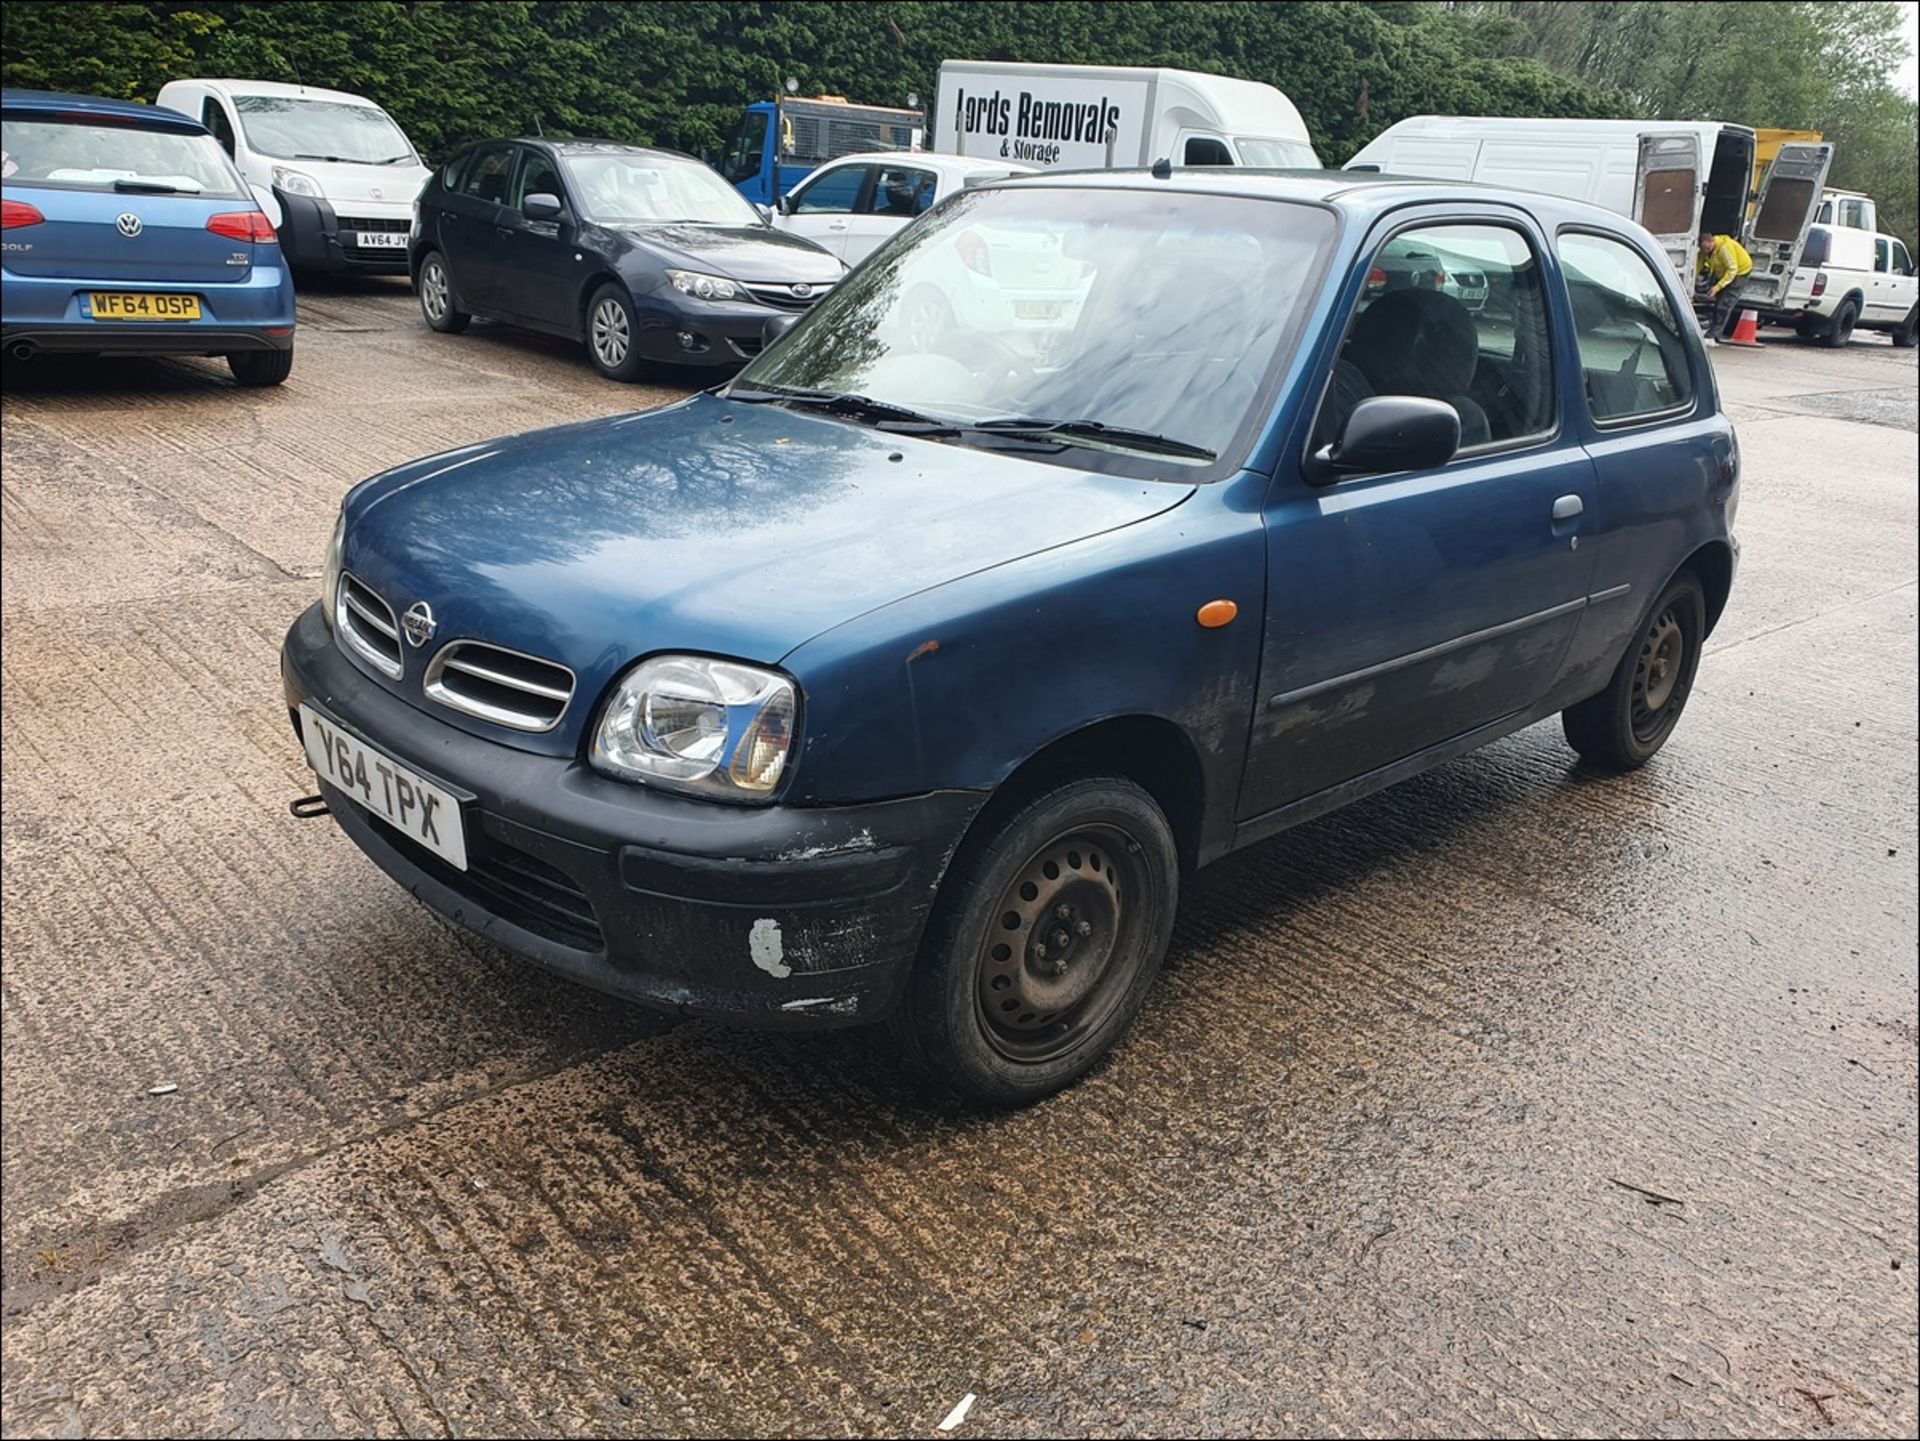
273 188 412 275
629 292 818 368
281 603 984 1026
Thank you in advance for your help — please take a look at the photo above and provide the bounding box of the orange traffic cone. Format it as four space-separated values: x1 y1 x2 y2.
1725 308 1763 348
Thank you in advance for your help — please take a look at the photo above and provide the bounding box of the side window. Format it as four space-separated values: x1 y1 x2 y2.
459 147 515 207
441 150 471 194
1894 240 1915 276
791 164 867 214
723 112 767 184
864 166 934 217
1317 222 1554 456
1839 198 1867 229
512 148 563 208
1874 237 1891 273
1184 136 1234 166
1558 231 1695 425
200 98 236 157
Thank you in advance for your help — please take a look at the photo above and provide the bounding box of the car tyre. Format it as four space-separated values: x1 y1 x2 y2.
1894 305 1919 349
227 346 294 387
1820 298 1858 348
585 281 646 382
417 251 470 334
891 775 1178 1107
1562 570 1707 772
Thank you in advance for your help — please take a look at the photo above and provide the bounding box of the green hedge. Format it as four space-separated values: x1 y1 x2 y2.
0 1 1624 163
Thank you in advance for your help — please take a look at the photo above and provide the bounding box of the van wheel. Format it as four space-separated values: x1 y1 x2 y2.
891 776 1178 1107
585 282 646 381
417 251 470 334
1820 299 1858 348
1894 305 1918 348
228 346 293 387
1562 570 1706 772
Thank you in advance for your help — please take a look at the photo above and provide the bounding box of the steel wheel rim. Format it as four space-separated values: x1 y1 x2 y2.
591 298 630 367
1631 605 1686 739
421 261 448 321
974 821 1144 1064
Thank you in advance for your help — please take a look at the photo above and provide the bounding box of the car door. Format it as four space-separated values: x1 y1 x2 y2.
1888 238 1919 317
489 144 577 330
1241 213 1597 819
839 163 937 265
436 143 516 310
1869 237 1900 320
775 162 870 259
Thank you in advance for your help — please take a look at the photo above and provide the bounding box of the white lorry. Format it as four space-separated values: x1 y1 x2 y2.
1343 115 1832 307
932 61 1320 171
155 78 431 276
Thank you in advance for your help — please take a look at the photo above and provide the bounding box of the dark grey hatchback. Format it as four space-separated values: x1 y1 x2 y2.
408 139 844 379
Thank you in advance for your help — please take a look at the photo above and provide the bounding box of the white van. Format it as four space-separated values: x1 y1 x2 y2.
933 61 1320 171
1344 116 1832 305
155 79 431 275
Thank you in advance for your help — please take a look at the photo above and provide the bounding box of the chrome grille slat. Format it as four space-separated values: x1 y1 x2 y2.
425 640 574 733
745 281 833 312
336 572 403 678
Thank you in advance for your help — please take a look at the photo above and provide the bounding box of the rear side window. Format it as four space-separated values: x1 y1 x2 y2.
459 147 515 206
200 98 237 157
0 115 247 198
1802 227 1831 267
864 165 934 217
440 149 473 193
1558 231 1694 425
1317 222 1554 456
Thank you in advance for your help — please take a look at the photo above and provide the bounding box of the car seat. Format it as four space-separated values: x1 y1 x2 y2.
1344 289 1491 447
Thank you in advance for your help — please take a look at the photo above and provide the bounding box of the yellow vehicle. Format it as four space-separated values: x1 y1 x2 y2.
1751 129 1823 216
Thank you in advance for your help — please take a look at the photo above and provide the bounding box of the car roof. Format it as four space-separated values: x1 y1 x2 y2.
986 165 1646 233
176 78 388 108
1 89 207 133
811 151 1038 177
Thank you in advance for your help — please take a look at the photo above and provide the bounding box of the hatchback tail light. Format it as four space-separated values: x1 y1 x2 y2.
1810 271 1828 298
1366 265 1387 287
206 211 277 243
956 231 991 277
1 199 45 229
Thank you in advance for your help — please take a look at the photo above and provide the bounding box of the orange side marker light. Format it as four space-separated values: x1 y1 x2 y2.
1196 599 1238 629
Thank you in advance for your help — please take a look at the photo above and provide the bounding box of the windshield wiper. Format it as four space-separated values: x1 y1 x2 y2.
110 178 200 194
884 415 1217 461
289 153 355 164
371 154 417 165
726 387 947 427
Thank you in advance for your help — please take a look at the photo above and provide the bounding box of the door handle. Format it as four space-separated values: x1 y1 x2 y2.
1552 494 1584 522
828 220 849 231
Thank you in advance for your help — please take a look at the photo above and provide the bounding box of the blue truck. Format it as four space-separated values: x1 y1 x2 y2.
719 95 923 206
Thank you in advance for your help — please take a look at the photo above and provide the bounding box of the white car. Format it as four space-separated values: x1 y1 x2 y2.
771 151 1032 265
154 78 431 276
1771 224 1919 347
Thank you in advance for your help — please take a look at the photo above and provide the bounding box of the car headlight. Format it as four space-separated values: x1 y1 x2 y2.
321 509 345 630
273 166 323 198
591 655 797 800
666 269 745 302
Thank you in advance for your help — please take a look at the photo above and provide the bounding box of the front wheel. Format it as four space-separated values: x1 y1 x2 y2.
585 282 646 381
1894 305 1918 349
227 346 293 387
1562 570 1707 771
417 251 470 334
892 776 1179 1107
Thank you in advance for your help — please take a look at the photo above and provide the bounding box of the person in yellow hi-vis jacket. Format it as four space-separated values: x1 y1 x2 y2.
1699 230 1753 343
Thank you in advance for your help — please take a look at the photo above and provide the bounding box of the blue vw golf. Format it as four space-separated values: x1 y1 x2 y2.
284 170 1738 1104
2 90 295 384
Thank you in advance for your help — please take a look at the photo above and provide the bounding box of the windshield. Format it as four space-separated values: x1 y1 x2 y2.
232 96 416 165
735 186 1334 474
0 117 246 196
563 151 762 225
1234 137 1320 168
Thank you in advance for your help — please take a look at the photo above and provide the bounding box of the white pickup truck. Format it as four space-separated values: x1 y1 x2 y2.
1761 190 1919 346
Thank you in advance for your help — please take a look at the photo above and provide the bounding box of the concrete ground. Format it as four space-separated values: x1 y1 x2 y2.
2 284 1914 1439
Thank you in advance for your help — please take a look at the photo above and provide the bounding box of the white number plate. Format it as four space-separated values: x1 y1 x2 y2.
352 231 408 249
299 704 467 870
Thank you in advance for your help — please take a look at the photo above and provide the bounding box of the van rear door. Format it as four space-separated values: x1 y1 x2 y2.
1633 132 1703 277
1742 142 1834 306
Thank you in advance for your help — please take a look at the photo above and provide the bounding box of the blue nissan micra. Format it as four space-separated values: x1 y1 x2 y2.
284 170 1738 1104
1 90 295 384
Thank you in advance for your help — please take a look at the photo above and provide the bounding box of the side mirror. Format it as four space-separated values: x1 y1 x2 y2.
522 192 564 221
1310 396 1460 483
762 313 801 349
776 192 797 216
754 203 773 224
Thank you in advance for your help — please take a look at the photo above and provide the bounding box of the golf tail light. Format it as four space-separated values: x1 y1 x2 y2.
207 210 277 243
2 200 44 229
592 655 797 801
